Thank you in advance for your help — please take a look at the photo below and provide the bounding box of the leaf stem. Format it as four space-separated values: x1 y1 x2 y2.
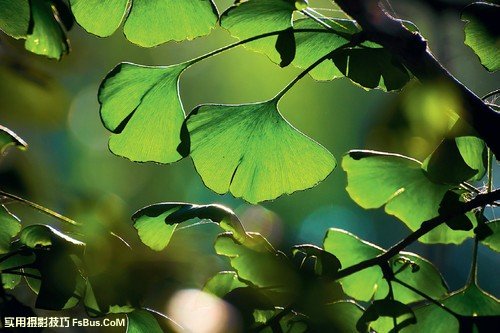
184 28 348 66
273 37 362 100
0 190 81 227
466 237 479 286
1 270 40 280
334 189 500 280
392 277 461 318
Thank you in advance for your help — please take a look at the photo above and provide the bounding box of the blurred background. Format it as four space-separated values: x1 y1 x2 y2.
0 0 498 331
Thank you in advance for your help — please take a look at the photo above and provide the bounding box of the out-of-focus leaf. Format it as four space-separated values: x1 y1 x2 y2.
19 225 85 310
0 0 30 39
403 284 500 332
182 100 335 203
358 299 416 333
203 271 247 298
70 0 218 47
462 2 500 71
0 243 35 289
292 244 341 278
132 202 245 251
342 150 474 244
0 205 21 254
127 309 163 333
321 301 365 333
0 125 28 155
25 0 69 60
215 232 298 294
481 220 500 252
99 62 188 163
323 229 448 302
220 0 296 63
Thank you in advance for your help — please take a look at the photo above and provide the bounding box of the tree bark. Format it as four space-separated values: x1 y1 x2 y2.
333 0 500 158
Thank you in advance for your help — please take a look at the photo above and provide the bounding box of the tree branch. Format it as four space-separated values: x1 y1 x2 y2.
335 189 500 280
332 0 500 159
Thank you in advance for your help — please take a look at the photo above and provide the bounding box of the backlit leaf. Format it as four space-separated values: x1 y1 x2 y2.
127 309 163 333
342 150 474 244
323 229 448 302
0 205 21 254
0 0 30 39
462 2 500 71
99 63 188 164
183 100 335 203
25 0 69 60
70 0 218 47
403 284 500 332
203 271 247 298
132 202 245 251
482 220 500 252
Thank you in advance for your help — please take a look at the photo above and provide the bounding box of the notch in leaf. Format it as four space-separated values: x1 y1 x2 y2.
180 100 336 203
69 0 218 47
99 63 188 164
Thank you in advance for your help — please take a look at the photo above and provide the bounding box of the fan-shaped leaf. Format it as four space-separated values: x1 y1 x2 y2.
358 299 416 333
99 63 188 163
482 220 500 252
132 202 245 251
183 100 335 203
323 229 448 302
462 2 500 71
342 150 475 244
127 309 163 333
403 284 500 332
70 0 218 47
203 271 247 298
0 0 30 39
25 0 69 60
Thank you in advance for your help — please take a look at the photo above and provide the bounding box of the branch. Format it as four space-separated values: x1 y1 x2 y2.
335 189 500 279
332 0 500 159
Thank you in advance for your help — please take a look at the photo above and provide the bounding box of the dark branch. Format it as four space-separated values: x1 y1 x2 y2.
332 0 500 159
335 189 500 279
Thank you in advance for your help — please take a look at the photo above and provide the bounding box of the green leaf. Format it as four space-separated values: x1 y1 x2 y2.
19 224 85 250
342 150 473 244
0 0 30 39
25 0 69 60
291 244 341 279
99 62 188 164
69 0 129 37
183 100 335 203
323 229 448 302
404 284 500 332
132 202 245 251
0 125 28 155
215 232 298 293
127 309 163 333
203 271 247 298
220 0 296 63
0 245 35 289
482 220 500 252
358 299 416 333
330 48 411 91
462 2 500 71
0 205 21 254
322 301 365 333
70 0 218 47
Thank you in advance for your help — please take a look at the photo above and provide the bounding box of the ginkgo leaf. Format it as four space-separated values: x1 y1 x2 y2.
0 0 30 39
70 0 218 47
25 0 69 60
462 2 500 72
182 100 336 203
127 310 163 333
403 284 500 332
132 202 245 251
0 125 28 155
220 0 296 63
323 229 448 302
342 150 475 244
99 62 188 164
481 220 500 252
203 271 247 298
0 205 21 254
